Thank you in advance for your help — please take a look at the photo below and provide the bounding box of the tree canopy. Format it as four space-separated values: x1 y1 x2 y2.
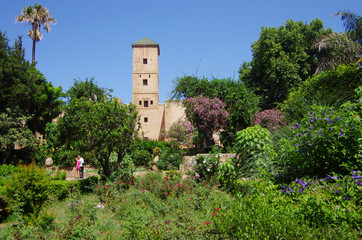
52 80 139 178
170 76 259 147
239 19 330 109
0 32 64 135
0 32 63 164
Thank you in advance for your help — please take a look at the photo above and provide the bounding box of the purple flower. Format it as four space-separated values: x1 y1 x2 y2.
357 180 361 185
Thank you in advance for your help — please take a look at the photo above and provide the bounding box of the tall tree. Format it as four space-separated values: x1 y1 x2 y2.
0 32 63 135
335 10 362 44
239 19 329 109
312 32 362 73
15 4 56 64
312 11 362 73
53 80 139 178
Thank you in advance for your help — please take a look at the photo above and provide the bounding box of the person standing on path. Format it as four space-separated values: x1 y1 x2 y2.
78 155 84 178
75 156 80 177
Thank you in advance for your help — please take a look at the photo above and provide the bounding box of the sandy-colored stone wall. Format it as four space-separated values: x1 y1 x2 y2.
138 105 165 140
164 100 186 130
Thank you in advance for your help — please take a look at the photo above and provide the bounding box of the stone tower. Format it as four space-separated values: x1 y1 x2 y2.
132 37 164 140
132 37 160 107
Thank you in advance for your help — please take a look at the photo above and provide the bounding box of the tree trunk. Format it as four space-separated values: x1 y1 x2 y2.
32 39 36 64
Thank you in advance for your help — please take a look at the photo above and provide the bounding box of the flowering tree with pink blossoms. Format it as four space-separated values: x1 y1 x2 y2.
250 109 286 133
183 95 229 146
165 119 197 148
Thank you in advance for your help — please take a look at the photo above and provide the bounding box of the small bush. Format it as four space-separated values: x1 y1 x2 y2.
78 175 99 193
109 154 135 182
233 125 274 178
192 152 221 182
51 170 67 180
1 164 51 220
131 149 151 166
48 180 72 200
157 147 183 170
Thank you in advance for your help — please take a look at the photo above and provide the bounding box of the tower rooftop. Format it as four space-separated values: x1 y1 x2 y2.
132 37 160 55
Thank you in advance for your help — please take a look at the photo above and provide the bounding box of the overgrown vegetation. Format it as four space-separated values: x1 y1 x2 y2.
0 8 361 239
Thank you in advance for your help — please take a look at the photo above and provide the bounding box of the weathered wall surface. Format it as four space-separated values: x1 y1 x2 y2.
164 101 186 130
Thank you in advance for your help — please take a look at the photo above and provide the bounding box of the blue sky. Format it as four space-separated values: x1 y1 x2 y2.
1 0 361 103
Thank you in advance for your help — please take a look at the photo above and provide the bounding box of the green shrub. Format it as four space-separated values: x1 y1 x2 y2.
232 125 274 179
157 147 183 170
1 164 51 220
131 149 151 166
51 170 67 180
48 180 72 200
234 125 273 156
281 100 362 178
192 151 221 182
152 147 161 157
109 154 135 182
0 164 17 177
218 157 237 190
0 195 9 223
51 146 79 167
213 179 361 239
78 175 99 193
281 64 362 122
132 140 170 153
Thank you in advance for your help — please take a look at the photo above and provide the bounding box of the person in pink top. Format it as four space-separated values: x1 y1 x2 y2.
75 156 80 177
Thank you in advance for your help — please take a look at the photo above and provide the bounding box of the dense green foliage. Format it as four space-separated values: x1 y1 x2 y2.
130 140 170 167
219 125 274 189
0 32 63 163
0 164 99 224
0 109 36 164
1 164 51 221
239 19 330 109
278 100 362 179
281 63 362 122
58 99 139 178
43 80 139 178
157 147 183 170
170 76 259 147
0 172 360 239
191 151 221 182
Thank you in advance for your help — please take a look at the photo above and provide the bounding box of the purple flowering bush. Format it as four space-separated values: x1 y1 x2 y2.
282 100 362 178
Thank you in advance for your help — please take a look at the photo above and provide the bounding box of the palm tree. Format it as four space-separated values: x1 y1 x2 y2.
312 10 362 73
15 4 56 64
334 10 362 44
312 32 362 73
